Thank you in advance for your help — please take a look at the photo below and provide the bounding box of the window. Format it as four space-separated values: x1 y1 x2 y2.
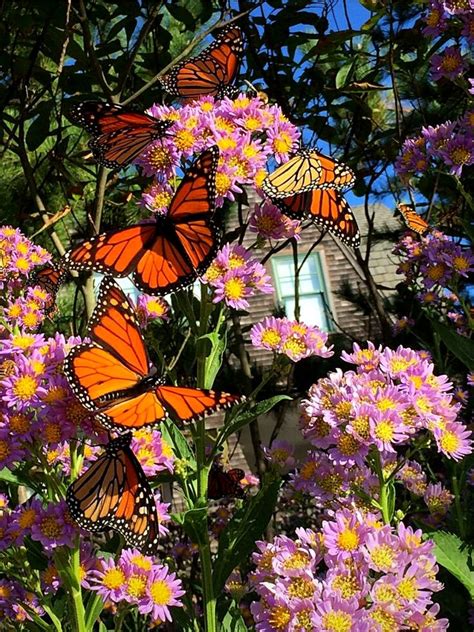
93 273 140 302
271 253 332 331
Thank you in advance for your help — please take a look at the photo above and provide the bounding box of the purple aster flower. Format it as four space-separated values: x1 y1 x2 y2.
262 439 296 469
312 593 369 631
30 500 78 550
424 482 454 516
250 316 290 351
139 180 174 215
89 556 128 602
341 341 382 372
407 603 449 630
432 421 472 460
438 133 474 176
322 508 369 563
249 201 301 241
40 563 62 594
423 1 448 36
430 46 466 81
135 294 170 327
131 427 174 475
212 269 254 309
134 138 179 177
461 13 474 42
138 565 185 622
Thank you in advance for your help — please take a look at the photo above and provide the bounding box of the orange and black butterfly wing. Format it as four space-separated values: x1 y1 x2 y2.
398 203 429 235
208 463 245 499
154 385 243 424
31 262 67 314
63 278 169 431
63 223 160 279
68 101 172 168
312 151 355 191
67 433 160 553
160 26 242 101
132 146 220 294
275 188 361 248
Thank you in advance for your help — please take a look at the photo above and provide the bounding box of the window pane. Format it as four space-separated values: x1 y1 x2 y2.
283 295 328 329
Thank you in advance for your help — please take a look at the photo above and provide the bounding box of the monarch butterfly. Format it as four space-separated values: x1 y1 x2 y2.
68 101 173 169
30 263 67 314
274 188 361 248
397 203 429 235
159 26 243 102
66 432 160 554
63 147 220 295
262 149 355 199
208 461 245 500
63 277 242 432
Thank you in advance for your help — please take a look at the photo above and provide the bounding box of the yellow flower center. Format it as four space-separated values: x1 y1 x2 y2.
40 516 61 538
174 130 196 152
283 552 309 570
12 334 36 350
377 397 396 411
261 328 281 347
15 257 29 271
126 574 147 599
287 577 315 598
426 8 441 27
13 375 38 400
153 191 172 209
146 145 173 169
373 583 399 603
44 422 61 443
23 312 40 328
351 415 370 439
19 507 37 529
42 386 67 403
268 605 291 629
217 135 238 151
161 440 173 459
319 472 344 493
215 172 231 196
441 54 460 73
331 574 360 599
337 527 359 551
150 579 172 605
337 433 360 456
300 461 317 479
0 586 11 598
426 263 446 281
273 132 293 154
370 606 398 632
244 116 261 130
335 401 352 420
450 147 471 165
103 567 126 590
0 359 16 377
254 168 267 188
131 555 153 571
281 336 306 357
370 544 395 571
397 577 417 601
374 418 395 442
321 610 353 631
224 277 246 300
9 413 31 433
439 430 460 454
0 440 10 461
7 304 22 318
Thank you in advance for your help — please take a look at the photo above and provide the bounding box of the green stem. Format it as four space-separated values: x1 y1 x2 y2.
373 451 391 524
70 546 87 632
194 283 217 632
451 471 466 539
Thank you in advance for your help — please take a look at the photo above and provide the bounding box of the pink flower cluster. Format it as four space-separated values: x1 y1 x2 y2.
204 243 273 309
395 113 474 179
249 201 301 241
138 94 300 210
393 229 474 331
0 226 52 330
0 578 44 623
424 1 473 39
250 316 334 361
300 342 471 462
90 548 185 624
250 508 448 630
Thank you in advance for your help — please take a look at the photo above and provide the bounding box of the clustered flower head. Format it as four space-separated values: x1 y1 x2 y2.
90 548 185 624
249 201 301 241
250 509 448 630
291 343 471 511
138 93 300 210
250 316 334 362
204 243 273 309
135 293 170 326
393 229 474 330
396 115 474 179
0 226 52 330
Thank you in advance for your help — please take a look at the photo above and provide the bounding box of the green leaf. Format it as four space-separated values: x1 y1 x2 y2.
196 330 226 389
26 104 51 151
85 592 105 630
25 537 48 571
335 62 354 89
177 507 207 545
429 531 474 598
213 474 281 593
431 320 474 370
219 600 248 631
220 395 292 444
160 419 195 465
0 467 21 484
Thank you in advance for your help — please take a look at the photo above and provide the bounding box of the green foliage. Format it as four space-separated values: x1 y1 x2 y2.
429 531 474 599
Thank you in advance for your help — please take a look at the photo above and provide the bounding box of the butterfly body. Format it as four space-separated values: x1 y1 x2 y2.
67 432 160 554
159 26 242 101
208 462 245 500
63 277 242 432
68 101 173 169
64 147 220 295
